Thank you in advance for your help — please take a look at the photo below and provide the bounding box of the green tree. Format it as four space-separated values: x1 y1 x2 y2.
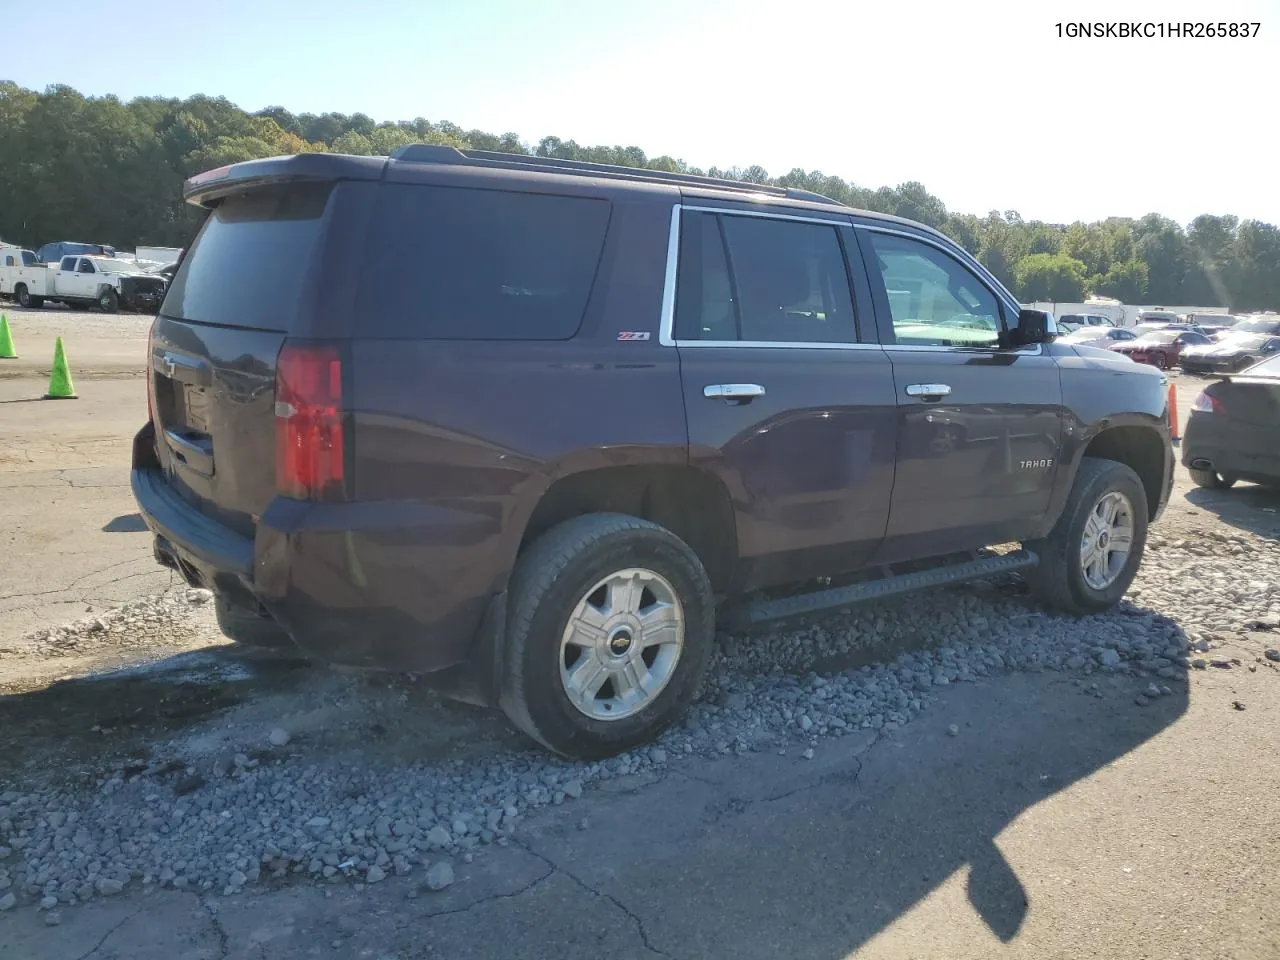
1093 260 1149 301
1013 253 1089 301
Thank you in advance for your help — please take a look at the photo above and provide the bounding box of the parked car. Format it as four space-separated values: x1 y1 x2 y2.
1 255 167 312
131 147 1175 758
1132 322 1218 341
1058 326 1140 351
1057 313 1114 332
1182 354 1280 489
1135 309 1181 326
35 241 117 263
1110 328 1213 369
1177 330 1280 378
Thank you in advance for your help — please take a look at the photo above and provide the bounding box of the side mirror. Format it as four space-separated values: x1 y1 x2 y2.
1002 309 1054 348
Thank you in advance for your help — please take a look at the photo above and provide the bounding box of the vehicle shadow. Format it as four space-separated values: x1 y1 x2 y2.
507 639 1191 958
0 610 1191 959
1184 483 1280 539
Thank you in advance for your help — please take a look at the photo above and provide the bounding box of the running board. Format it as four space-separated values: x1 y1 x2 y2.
737 550 1039 627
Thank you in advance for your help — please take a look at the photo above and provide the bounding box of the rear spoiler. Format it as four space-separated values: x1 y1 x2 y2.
183 153 388 207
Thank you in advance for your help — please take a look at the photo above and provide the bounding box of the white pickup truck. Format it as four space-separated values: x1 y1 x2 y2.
0 251 168 313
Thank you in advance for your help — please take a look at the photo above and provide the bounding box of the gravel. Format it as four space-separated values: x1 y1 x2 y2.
1 526 1277 909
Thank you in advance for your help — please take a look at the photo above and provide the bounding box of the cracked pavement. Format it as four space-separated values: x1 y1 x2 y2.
3 670 1277 959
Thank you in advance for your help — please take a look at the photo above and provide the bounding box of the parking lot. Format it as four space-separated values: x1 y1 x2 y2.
2 305 1279 959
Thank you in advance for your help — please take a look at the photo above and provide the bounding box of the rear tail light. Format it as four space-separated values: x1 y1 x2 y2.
274 341 345 501
1191 391 1224 414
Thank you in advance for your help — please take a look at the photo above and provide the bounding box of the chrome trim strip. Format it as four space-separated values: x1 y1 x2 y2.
683 205 852 228
657 205 681 346
885 343 1044 356
673 339 881 351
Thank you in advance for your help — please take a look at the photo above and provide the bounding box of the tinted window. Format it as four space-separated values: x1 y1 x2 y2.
78 259 95 274
867 232 1001 347
1110 329 1136 340
360 185 610 340
675 212 856 343
21 251 36 266
163 182 333 331
59 257 77 271
673 212 736 340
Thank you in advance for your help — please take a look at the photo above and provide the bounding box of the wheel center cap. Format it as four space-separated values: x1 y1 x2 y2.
1098 531 1109 548
608 629 633 656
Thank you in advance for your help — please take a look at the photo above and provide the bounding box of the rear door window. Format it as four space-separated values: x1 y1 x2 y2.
359 185 611 339
162 182 333 331
674 211 857 344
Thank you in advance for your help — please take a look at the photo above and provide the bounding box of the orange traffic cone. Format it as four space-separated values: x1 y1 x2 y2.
1168 382 1180 445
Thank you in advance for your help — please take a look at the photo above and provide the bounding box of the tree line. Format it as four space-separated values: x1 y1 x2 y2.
1 82 1277 310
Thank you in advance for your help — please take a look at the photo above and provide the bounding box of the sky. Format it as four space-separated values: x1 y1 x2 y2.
4 0 1278 227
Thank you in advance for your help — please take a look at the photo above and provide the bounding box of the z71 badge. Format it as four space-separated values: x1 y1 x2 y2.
616 331 651 341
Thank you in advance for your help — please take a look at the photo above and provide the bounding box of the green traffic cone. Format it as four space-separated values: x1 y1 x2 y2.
0 313 15 359
44 336 77 399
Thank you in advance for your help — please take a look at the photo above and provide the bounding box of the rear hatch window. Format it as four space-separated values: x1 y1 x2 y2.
149 181 335 536
163 182 333 331
357 185 611 339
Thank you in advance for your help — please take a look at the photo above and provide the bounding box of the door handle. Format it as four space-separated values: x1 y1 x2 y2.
704 383 766 403
905 383 952 399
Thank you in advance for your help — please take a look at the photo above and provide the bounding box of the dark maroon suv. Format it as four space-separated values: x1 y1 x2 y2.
132 146 1175 758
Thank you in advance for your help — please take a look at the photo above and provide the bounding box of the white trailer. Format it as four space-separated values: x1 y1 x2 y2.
134 245 183 265
1029 298 1131 328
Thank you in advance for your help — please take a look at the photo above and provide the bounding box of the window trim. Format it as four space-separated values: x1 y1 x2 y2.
658 204 878 350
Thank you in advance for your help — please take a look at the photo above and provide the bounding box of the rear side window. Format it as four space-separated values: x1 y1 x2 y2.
359 185 610 339
674 211 857 344
162 183 333 331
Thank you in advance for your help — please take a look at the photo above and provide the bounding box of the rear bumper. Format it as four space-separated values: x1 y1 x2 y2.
131 424 505 674
1180 359 1237 375
1182 414 1280 483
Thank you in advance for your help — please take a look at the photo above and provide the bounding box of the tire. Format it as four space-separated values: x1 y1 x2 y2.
15 284 30 308
1153 353 1168 370
1189 467 1236 489
499 513 715 759
1024 458 1149 615
214 597 297 651
98 288 119 313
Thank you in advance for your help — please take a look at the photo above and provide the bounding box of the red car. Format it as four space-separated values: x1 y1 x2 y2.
1110 328 1213 369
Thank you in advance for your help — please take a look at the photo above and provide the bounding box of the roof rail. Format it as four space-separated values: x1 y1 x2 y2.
388 144 838 205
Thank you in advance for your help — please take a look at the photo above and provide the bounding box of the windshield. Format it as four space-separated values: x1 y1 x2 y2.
1236 319 1280 334
1223 335 1268 350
